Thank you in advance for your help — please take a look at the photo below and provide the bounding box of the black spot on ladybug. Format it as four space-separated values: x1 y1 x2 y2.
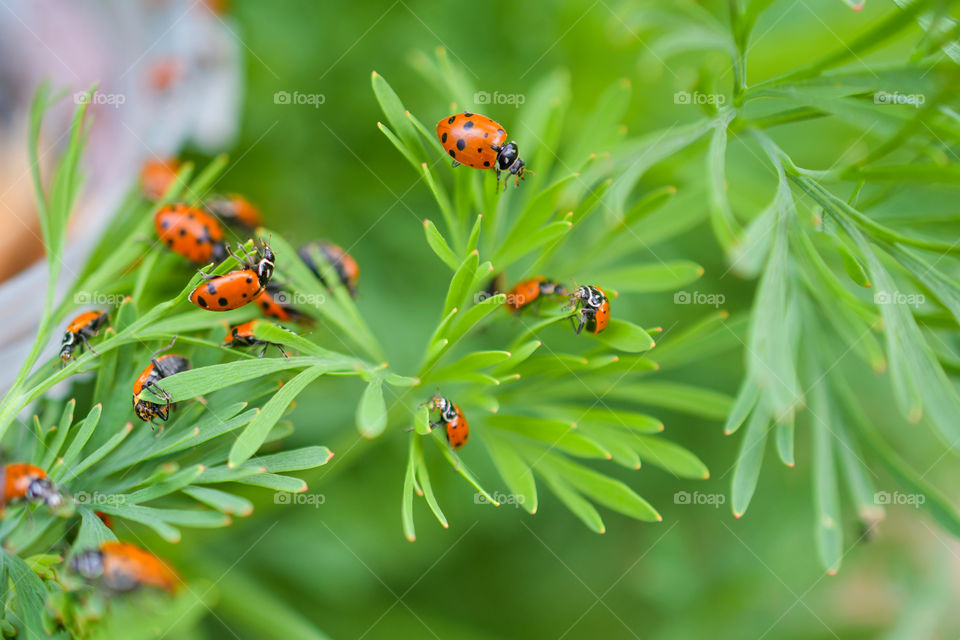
246 276 253 284
448 149 456 158
261 301 270 310
242 293 248 298
483 161 491 167
197 296 208 308
203 225 210 233
456 139 466 151
166 239 174 247
161 220 169 229
441 132 447 143
477 147 483 152
179 229 186 237
207 283 217 295
218 297 228 307
463 120 474 130
464 112 473 117
448 116 455 124
484 132 489 138
196 238 204 244
187 212 194 219
497 128 504 134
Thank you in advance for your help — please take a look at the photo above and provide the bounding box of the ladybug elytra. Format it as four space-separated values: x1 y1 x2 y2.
436 112 529 188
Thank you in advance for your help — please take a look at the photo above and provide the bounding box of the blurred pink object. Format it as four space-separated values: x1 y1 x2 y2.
0 0 243 391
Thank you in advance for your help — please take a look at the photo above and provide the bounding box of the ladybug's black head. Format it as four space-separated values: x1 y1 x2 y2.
256 244 276 286
134 398 170 423
26 477 64 509
496 141 520 172
70 549 105 581
59 332 76 363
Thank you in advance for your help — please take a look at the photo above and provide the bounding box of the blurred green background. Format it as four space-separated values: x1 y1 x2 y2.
157 1 960 637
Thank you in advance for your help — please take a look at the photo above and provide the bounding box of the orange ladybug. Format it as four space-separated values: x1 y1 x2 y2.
224 320 288 358
298 241 359 296
436 112 528 188
207 194 262 231
132 342 191 423
505 277 566 312
251 284 299 322
60 310 109 363
425 392 469 450
140 158 180 200
154 204 227 264
70 541 180 593
189 241 275 312
1 463 64 511
568 285 610 335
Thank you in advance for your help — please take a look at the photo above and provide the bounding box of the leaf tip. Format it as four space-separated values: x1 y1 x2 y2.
405 533 417 542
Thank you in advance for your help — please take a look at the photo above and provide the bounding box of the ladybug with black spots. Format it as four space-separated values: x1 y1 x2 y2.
436 112 529 188
70 541 180 593
189 240 275 312
1 463 66 512
425 392 470 450
505 277 566 313
60 310 109 364
132 339 191 423
567 285 610 335
298 241 359 297
207 194 262 231
154 203 227 264
224 320 288 358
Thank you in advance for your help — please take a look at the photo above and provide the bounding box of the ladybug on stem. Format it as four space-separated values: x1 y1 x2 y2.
189 240 275 312
70 541 180 593
1 463 66 512
207 194 262 231
154 203 227 264
132 338 191 424
505 277 566 313
60 310 109 364
140 158 180 200
298 241 360 297
436 112 529 189
224 320 288 358
567 285 610 335
424 392 470 450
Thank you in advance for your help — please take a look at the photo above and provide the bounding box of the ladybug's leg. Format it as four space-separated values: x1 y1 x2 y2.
78 334 99 357
451 160 461 168
150 336 178 364
142 380 172 404
275 344 289 359
257 344 269 359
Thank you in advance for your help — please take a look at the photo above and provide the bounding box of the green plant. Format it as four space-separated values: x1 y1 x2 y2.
626 0 960 573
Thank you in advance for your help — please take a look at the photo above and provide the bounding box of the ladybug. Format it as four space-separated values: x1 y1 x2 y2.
70 541 179 593
154 204 227 264
60 310 109 364
189 241 275 312
140 158 180 200
252 283 301 323
132 341 191 423
298 241 359 296
425 392 469 450
1 463 64 511
436 112 528 188
568 285 610 335
207 194 262 231
224 320 288 358
96 511 114 529
505 277 566 313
